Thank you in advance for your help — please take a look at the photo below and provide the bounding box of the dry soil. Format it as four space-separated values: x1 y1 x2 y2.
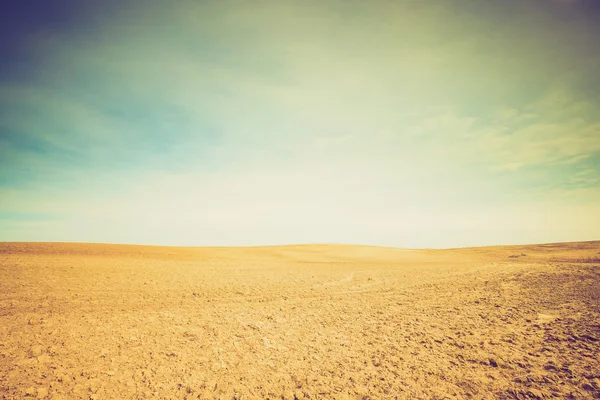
0 241 599 399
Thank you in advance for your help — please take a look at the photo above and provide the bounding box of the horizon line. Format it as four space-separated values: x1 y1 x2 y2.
2 239 599 251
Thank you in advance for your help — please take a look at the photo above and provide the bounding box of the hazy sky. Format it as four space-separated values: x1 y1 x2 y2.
1 0 599 248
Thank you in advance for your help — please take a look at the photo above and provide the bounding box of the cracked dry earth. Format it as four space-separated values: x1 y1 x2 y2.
1 242 599 399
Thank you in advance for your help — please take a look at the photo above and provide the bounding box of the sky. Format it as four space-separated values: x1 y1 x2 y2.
1 0 599 248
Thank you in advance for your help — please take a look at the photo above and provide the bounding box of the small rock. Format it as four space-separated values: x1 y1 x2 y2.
489 358 498 367
24 387 35 396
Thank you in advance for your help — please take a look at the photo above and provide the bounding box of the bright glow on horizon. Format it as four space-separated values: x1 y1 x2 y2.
1 0 599 247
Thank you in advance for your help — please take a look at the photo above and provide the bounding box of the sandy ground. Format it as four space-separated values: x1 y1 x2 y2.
0 241 599 399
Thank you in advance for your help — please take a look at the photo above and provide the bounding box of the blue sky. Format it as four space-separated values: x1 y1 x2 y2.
1 0 599 247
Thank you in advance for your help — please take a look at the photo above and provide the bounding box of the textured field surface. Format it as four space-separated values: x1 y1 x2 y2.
1 241 599 399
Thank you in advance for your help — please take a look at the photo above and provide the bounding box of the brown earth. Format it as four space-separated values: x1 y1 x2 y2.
0 241 599 399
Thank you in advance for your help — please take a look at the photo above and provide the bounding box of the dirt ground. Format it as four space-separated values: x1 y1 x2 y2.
0 241 599 399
